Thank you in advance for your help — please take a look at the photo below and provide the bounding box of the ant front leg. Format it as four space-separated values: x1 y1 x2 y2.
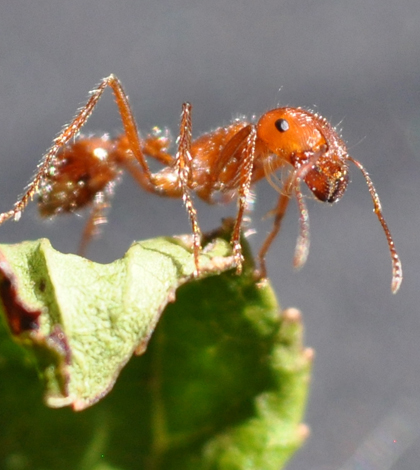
0 74 156 227
291 181 310 268
257 170 309 278
176 103 203 276
257 182 292 279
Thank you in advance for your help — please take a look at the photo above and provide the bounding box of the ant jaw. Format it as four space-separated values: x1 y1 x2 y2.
304 159 349 203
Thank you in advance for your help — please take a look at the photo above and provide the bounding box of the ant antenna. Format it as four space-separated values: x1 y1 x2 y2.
348 156 402 293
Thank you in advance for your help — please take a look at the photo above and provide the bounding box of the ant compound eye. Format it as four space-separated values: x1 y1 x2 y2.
275 118 289 133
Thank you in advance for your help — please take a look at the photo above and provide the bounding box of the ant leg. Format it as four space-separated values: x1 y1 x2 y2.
97 75 155 188
142 132 175 166
288 156 325 270
0 210 16 224
348 156 402 293
257 171 309 277
231 126 257 274
257 184 292 279
176 103 202 276
0 74 156 226
78 191 111 256
293 181 310 269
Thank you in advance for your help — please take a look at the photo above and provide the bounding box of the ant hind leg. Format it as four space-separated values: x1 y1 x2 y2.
0 74 156 229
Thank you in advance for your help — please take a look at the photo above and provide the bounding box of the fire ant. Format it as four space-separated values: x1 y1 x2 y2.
0 75 402 292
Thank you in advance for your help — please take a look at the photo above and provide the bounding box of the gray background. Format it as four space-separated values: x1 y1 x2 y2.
0 1 419 469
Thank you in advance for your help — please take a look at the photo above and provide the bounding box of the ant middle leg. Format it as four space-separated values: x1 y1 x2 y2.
230 126 257 274
175 102 203 276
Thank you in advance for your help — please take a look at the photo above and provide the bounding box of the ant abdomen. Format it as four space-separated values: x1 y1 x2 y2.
38 136 120 217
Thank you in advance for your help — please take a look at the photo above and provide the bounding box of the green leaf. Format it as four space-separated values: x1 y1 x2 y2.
0 233 312 470
0 236 235 409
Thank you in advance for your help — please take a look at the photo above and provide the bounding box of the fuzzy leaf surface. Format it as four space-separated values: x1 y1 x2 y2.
0 235 311 470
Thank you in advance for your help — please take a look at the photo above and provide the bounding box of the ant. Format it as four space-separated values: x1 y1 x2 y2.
0 75 402 293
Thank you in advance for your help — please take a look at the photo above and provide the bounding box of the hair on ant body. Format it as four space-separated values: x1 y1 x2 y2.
0 75 403 293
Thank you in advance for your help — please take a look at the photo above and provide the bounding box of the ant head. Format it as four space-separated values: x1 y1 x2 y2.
257 107 350 203
257 107 327 158
304 156 349 203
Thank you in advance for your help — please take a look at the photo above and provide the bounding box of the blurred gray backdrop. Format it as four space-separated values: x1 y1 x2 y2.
0 1 419 469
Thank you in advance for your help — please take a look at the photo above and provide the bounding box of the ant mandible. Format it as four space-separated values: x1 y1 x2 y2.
0 75 402 293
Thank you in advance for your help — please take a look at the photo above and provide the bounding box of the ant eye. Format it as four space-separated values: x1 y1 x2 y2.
275 118 289 133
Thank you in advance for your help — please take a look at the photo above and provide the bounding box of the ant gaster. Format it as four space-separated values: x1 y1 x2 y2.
0 75 402 293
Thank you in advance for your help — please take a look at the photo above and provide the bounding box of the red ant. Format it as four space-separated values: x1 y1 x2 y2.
0 75 402 292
